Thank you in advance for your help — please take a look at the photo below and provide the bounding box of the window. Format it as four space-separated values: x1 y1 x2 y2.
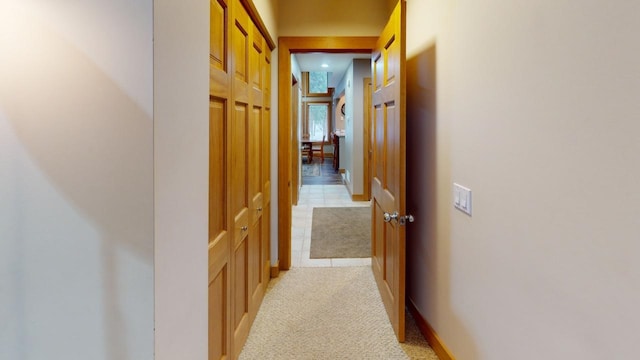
301 72 332 140
306 103 330 141
304 72 332 97
308 72 328 94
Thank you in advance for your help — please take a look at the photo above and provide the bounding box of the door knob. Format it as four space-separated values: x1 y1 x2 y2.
399 214 414 226
383 211 414 225
383 211 398 223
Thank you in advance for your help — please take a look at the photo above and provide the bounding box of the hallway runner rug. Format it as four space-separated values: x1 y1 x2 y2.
238 267 439 359
310 207 371 258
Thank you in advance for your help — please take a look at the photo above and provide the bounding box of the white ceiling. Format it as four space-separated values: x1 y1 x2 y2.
294 53 371 88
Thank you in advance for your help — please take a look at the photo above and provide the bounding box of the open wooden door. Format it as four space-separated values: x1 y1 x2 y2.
371 0 408 342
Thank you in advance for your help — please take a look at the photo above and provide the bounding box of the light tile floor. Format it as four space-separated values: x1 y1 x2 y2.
292 184 372 268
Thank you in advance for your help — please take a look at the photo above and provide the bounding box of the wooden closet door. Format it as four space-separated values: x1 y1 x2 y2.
248 25 266 321
211 1 273 358
209 1 231 359
261 49 271 288
230 0 252 355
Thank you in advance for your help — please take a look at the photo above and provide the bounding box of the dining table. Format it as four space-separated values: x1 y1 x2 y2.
300 138 322 162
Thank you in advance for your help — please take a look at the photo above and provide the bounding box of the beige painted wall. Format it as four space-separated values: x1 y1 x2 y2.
1 0 153 358
406 0 640 359
154 0 208 358
278 0 388 36
253 0 278 38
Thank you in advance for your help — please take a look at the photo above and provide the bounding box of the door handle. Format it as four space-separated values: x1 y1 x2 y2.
398 214 414 226
383 211 398 223
383 211 414 225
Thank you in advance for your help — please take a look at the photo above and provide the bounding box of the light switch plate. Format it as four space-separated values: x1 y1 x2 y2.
453 183 472 216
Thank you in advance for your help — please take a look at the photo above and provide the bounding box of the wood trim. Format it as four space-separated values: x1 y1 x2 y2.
351 194 369 201
239 0 275 50
279 37 377 53
278 36 378 271
270 260 280 278
406 299 456 360
291 80 300 206
363 77 372 201
278 39 293 270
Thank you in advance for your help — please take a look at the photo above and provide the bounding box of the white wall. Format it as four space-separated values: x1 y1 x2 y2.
0 1 154 359
405 0 640 359
338 59 369 196
351 59 370 196
154 0 208 358
342 64 355 184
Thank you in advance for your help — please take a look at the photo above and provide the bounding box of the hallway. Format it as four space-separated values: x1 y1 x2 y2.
238 184 438 359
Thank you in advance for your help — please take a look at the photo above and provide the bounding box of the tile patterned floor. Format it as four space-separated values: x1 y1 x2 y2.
291 184 371 268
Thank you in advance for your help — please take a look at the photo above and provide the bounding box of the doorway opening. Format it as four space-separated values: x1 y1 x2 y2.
278 37 377 270
287 48 375 268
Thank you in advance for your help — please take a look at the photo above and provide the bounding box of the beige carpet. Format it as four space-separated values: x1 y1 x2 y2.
239 267 439 360
310 207 371 258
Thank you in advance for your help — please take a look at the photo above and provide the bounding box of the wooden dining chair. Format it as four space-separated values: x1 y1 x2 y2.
311 135 326 163
301 141 311 163
332 132 339 170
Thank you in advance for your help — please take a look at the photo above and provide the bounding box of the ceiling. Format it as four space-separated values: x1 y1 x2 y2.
294 53 372 88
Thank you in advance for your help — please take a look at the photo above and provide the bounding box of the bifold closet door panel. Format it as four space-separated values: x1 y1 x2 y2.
230 1 252 355
208 0 231 359
210 0 273 358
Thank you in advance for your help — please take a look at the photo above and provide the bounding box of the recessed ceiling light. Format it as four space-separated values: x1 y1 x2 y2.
321 63 329 68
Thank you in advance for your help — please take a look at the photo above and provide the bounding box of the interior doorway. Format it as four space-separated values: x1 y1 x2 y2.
277 37 377 270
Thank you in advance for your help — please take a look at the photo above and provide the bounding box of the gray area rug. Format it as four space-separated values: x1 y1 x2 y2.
302 162 321 176
310 207 371 258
